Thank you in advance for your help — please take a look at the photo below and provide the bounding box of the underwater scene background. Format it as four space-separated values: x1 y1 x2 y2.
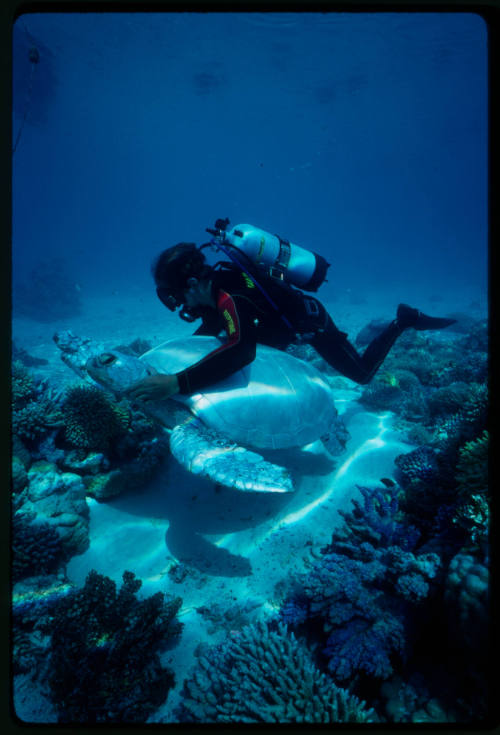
11 11 489 725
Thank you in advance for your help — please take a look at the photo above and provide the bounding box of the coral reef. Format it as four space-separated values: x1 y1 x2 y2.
179 621 375 723
12 361 63 445
283 484 440 683
453 431 489 545
44 570 182 723
395 446 440 486
359 368 428 421
444 550 489 653
12 360 35 403
12 512 64 581
57 385 169 498
61 384 130 451
16 461 90 559
427 382 472 419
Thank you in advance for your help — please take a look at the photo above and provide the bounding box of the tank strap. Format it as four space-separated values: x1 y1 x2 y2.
211 240 296 333
269 236 291 280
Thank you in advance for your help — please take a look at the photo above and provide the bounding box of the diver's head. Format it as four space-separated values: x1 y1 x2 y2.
152 243 213 316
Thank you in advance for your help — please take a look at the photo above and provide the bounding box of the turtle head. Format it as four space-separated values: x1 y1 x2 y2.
86 351 155 394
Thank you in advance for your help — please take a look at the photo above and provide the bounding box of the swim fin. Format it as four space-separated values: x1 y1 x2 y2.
396 303 457 331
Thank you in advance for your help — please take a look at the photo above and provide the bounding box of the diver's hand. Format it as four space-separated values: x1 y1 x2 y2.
124 374 180 402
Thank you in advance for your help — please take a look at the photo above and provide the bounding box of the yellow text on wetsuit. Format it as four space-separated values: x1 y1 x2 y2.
223 309 236 336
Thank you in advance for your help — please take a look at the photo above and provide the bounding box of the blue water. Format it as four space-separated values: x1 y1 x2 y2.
12 12 487 305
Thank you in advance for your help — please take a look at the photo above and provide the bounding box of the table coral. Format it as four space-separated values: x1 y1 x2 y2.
179 621 375 723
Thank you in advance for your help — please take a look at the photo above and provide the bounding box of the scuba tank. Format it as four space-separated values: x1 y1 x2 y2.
206 218 330 292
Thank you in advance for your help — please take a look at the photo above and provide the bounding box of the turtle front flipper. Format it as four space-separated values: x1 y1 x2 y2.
169 418 294 493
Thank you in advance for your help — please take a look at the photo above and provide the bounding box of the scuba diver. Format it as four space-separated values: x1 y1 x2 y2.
125 219 456 403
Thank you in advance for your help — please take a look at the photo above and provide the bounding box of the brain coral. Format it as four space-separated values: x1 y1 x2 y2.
62 385 130 451
180 620 375 723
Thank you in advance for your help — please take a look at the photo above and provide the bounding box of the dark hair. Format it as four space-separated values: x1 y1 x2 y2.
151 243 210 291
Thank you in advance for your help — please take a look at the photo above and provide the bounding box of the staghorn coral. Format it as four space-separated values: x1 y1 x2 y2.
179 621 375 723
61 384 130 451
45 570 182 723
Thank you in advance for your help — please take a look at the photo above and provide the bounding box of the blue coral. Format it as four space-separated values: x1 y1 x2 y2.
283 484 441 682
324 484 421 557
324 615 406 680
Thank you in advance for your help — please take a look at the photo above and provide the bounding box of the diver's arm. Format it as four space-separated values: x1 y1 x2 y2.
176 290 256 394
192 309 221 336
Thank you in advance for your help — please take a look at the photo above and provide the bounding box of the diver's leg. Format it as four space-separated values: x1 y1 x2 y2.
310 304 456 385
310 316 402 385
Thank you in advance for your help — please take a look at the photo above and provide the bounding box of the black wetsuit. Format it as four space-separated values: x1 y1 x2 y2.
175 268 402 394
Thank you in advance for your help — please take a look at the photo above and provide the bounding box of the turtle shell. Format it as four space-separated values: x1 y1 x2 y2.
140 336 336 450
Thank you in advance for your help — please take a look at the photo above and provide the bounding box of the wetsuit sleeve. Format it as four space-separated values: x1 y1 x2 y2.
176 290 257 394
192 310 221 336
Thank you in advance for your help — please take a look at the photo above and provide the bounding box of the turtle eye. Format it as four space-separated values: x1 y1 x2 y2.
98 353 116 366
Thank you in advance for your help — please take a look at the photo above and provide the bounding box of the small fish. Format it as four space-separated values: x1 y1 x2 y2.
380 477 395 487
75 283 81 292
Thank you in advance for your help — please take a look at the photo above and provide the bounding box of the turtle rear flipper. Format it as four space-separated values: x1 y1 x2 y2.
169 419 294 493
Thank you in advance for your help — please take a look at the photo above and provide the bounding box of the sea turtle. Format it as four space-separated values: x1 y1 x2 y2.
54 333 346 494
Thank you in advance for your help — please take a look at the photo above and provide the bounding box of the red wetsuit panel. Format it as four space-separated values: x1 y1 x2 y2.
176 290 256 394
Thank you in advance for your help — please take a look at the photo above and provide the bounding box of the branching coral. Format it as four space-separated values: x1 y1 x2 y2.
61 385 130 451
45 570 182 723
12 512 64 581
325 484 421 555
12 398 63 443
12 362 63 444
283 484 440 682
179 621 375 723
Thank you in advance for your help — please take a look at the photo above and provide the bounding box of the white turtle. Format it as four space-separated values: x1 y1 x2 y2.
55 333 345 494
